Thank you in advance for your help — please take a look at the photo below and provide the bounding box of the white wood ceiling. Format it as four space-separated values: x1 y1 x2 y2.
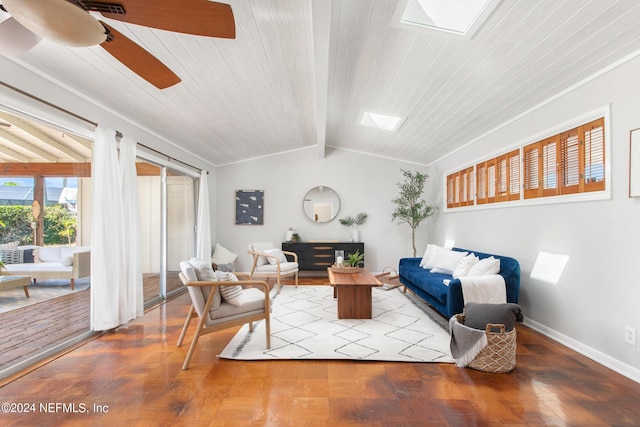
2 0 640 166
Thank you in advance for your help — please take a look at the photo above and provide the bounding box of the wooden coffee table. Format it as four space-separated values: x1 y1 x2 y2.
327 267 382 319
0 275 31 298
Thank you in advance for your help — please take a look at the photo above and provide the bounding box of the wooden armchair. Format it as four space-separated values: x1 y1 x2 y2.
176 260 271 370
248 242 299 288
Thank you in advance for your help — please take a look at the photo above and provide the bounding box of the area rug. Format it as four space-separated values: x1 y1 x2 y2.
0 278 90 314
219 285 454 363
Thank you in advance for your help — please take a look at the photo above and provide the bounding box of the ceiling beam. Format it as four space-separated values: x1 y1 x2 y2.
312 0 331 159
0 162 92 176
62 133 92 151
0 128 59 162
0 144 31 162
0 112 88 162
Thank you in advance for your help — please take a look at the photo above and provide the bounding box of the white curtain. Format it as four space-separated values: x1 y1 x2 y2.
120 136 144 318
91 126 143 331
196 170 212 261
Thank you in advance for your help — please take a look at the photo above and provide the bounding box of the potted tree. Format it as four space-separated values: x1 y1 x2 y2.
391 169 437 257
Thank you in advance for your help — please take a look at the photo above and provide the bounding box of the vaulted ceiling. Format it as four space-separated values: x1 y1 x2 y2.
2 0 640 167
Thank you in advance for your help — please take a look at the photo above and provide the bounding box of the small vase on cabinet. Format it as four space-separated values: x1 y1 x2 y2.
351 228 359 242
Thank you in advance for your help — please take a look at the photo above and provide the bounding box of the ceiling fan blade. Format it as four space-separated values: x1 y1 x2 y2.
96 0 235 39
100 22 181 89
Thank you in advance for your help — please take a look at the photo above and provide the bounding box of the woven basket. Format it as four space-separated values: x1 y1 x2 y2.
376 266 402 290
455 314 517 373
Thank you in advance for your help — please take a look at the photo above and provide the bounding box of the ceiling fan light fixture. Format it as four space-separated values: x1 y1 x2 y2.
0 17 42 56
3 0 107 47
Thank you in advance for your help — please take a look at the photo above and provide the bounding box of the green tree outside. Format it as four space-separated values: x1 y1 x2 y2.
0 205 77 246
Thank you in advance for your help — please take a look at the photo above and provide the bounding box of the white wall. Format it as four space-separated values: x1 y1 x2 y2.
425 54 640 380
215 148 434 272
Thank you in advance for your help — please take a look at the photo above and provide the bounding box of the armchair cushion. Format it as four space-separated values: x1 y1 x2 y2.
264 248 287 264
209 288 267 323
255 261 299 273
184 259 222 312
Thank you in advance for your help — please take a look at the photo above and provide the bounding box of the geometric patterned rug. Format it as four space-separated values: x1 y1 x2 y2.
219 285 454 363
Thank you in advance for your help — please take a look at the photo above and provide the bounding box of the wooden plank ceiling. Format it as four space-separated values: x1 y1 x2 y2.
1 0 640 167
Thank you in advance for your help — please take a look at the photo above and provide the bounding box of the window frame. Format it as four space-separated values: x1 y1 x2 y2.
443 106 611 212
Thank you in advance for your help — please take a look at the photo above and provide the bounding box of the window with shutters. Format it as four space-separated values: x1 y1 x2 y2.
476 150 519 204
446 166 474 208
445 114 606 210
523 117 605 199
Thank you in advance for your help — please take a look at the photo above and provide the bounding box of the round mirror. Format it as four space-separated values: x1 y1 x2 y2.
303 186 340 223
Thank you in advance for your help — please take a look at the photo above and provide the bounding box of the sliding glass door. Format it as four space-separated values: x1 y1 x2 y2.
137 160 197 307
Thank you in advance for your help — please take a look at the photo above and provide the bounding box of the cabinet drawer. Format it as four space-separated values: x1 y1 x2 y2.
282 242 364 271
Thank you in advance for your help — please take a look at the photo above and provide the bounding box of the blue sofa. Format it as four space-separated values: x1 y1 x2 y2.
398 247 520 319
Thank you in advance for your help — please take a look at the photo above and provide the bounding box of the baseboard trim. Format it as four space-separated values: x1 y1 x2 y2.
524 318 640 384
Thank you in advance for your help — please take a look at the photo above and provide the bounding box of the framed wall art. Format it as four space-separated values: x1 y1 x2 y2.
235 190 264 225
630 128 640 197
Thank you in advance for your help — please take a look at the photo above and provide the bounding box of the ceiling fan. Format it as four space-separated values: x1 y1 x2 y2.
0 0 235 89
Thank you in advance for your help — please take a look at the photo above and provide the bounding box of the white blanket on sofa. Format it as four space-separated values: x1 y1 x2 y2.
460 274 506 304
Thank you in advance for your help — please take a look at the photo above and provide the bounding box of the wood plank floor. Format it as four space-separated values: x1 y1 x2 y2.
1 277 639 425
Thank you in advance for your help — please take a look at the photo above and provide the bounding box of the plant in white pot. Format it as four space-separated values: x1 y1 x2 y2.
339 212 368 242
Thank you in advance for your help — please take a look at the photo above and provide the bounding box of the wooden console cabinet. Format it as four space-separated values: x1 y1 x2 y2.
281 242 364 271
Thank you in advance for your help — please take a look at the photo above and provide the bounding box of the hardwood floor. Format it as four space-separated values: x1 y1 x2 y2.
1 277 639 425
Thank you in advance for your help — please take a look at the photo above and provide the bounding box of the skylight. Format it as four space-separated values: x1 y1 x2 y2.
360 112 404 131
393 0 500 38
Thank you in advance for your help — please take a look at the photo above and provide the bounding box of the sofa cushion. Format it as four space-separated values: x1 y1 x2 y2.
4 261 74 273
402 264 450 304
419 244 442 268
60 256 74 267
37 246 62 262
452 253 479 278
467 256 500 276
430 250 468 274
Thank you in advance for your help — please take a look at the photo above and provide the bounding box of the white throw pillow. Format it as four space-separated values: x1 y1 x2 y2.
430 250 468 275
420 244 442 269
60 255 74 267
37 246 62 262
250 242 274 267
216 271 243 306
452 253 479 278
211 243 238 265
467 256 501 276
264 248 287 265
